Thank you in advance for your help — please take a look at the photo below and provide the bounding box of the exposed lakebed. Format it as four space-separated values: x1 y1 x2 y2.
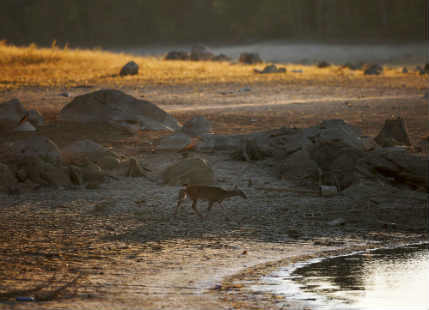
255 243 429 310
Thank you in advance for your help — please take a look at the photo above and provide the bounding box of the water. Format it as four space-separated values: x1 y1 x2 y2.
255 244 429 310
117 41 426 65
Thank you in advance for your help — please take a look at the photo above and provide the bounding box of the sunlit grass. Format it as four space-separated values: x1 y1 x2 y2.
0 41 426 90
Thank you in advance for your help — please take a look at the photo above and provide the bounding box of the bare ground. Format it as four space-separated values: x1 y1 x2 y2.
0 80 428 310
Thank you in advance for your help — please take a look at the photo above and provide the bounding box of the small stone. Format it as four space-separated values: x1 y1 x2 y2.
120 61 139 76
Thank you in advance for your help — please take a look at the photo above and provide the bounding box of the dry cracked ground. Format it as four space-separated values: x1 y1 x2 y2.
0 78 428 310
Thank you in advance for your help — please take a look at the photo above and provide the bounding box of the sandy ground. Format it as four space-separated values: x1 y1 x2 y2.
0 78 428 309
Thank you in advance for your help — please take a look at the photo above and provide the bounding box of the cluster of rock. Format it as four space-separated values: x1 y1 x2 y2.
0 99 44 132
0 135 123 193
254 64 286 74
165 45 230 62
159 118 426 194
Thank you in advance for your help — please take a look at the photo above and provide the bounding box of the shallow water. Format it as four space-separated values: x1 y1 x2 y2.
256 244 429 310
118 41 427 65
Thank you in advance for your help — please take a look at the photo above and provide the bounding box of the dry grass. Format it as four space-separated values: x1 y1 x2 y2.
0 41 427 90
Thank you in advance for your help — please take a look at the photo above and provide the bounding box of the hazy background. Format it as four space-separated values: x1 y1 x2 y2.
0 1 425 46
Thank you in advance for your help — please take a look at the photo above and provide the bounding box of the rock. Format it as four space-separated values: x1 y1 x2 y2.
19 157 70 187
233 138 271 161
0 163 17 192
317 60 330 68
164 50 190 60
80 161 105 184
62 139 120 170
328 218 346 226
195 134 245 152
190 45 214 61
315 119 364 150
343 62 363 70
254 64 286 74
161 158 215 186
60 91 71 97
156 132 193 151
361 148 428 188
27 109 44 126
181 116 211 137
415 137 429 153
320 185 338 197
364 64 383 75
0 98 27 131
59 89 181 131
120 61 139 76
14 121 36 132
278 150 319 182
310 140 363 190
239 52 263 64
69 165 84 185
416 66 425 75
9 135 63 164
212 54 231 62
402 67 408 73
375 118 411 147
127 158 146 177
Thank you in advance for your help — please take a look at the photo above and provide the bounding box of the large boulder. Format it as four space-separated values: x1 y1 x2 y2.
61 139 120 170
161 158 215 186
8 135 63 164
181 116 211 137
0 98 27 131
59 89 181 131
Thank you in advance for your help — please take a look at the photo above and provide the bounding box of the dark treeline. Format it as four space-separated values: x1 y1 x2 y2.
0 0 425 47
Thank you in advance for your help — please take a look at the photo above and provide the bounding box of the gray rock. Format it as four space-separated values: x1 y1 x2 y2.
279 150 319 182
190 45 214 61
127 158 146 177
14 121 36 132
164 50 190 60
364 64 383 75
59 89 181 131
254 64 286 74
239 52 263 64
9 135 63 164
61 139 120 169
317 60 330 68
328 218 346 226
375 118 410 147
120 61 139 76
156 132 193 151
27 109 44 126
0 98 27 131
181 116 211 137
161 158 215 186
196 134 245 152
0 163 17 192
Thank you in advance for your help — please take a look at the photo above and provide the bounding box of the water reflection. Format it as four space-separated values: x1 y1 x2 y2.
257 244 429 310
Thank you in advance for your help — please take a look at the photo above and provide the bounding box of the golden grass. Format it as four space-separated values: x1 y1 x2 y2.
0 41 426 90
